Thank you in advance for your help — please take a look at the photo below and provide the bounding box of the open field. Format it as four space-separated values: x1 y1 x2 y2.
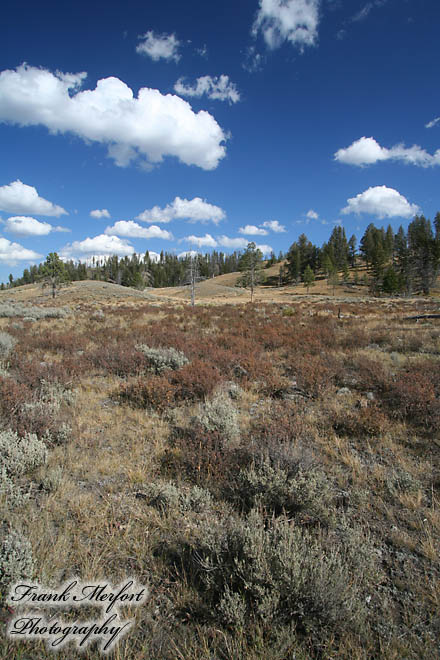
0 279 439 659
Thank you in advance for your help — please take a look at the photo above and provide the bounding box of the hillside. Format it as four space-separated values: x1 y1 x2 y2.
3 260 439 308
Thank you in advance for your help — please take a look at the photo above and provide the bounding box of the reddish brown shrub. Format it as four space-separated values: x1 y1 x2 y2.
89 342 149 377
285 353 341 398
344 355 391 393
385 363 440 430
0 375 61 438
170 359 222 402
163 424 243 487
331 404 390 438
117 375 175 413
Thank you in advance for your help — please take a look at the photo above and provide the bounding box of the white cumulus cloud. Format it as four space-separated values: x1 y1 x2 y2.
184 234 218 248
90 209 110 219
0 64 226 171
137 196 225 224
174 75 240 104
335 136 440 167
239 225 268 236
0 180 67 217
60 234 135 260
341 186 420 219
3 216 69 236
136 31 181 62
0 237 42 265
217 236 273 253
178 250 199 258
262 219 286 232
252 0 320 50
255 244 274 255
306 209 318 220
104 220 173 240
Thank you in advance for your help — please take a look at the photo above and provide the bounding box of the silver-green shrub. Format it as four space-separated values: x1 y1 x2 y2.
0 429 47 477
136 345 189 374
193 391 240 442
0 331 16 359
139 482 212 514
42 423 72 446
0 469 28 509
39 379 76 409
41 466 63 493
232 459 332 522
0 304 68 319
0 530 34 591
186 510 378 637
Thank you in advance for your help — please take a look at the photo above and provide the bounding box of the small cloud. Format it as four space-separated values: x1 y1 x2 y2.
174 75 240 104
90 209 110 219
341 185 420 219
252 0 320 51
242 45 264 72
183 233 218 248
3 216 69 236
426 117 440 129
217 235 249 249
261 220 286 232
196 45 208 58
0 180 67 217
335 136 440 167
0 237 42 265
136 30 181 62
178 250 199 258
238 224 268 236
306 209 319 220
104 220 173 240
60 234 136 260
137 197 225 224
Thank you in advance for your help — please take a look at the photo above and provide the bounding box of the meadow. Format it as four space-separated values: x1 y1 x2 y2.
0 281 439 659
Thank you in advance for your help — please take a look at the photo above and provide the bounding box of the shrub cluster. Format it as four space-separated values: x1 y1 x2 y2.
0 303 68 319
230 459 333 523
138 481 213 514
136 345 189 374
0 529 34 593
0 429 47 477
0 331 16 359
178 510 378 644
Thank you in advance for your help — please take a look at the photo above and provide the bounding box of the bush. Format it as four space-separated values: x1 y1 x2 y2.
0 530 34 593
164 424 243 487
138 481 212 514
118 375 175 413
0 331 16 359
0 303 68 319
0 429 47 477
170 359 222 402
0 469 28 509
331 404 391 438
40 466 63 493
182 510 378 643
193 392 240 443
136 345 189 374
230 459 333 523
385 364 440 430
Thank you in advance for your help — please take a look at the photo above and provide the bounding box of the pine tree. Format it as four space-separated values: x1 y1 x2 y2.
303 264 315 293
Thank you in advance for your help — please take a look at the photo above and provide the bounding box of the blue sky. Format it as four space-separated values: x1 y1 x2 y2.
0 0 439 281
